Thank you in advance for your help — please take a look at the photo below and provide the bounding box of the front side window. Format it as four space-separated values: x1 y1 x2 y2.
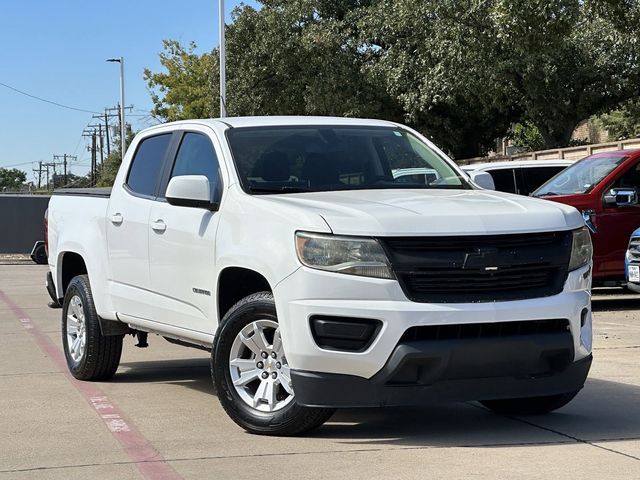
126 133 172 196
534 155 627 197
226 126 469 194
612 161 640 190
169 133 221 200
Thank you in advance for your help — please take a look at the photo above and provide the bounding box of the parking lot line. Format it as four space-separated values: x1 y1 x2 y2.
0 290 183 480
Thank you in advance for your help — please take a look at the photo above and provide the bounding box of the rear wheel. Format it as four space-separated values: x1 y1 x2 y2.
61 275 123 380
212 292 335 436
480 391 579 415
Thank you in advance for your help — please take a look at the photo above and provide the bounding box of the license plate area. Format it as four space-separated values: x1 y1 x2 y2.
629 265 640 283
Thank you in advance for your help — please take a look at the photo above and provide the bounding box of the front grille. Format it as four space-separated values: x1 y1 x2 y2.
400 319 569 342
380 232 571 303
629 236 640 262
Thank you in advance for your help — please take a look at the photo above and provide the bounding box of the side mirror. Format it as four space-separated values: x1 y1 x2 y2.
166 175 219 210
603 188 638 208
469 171 496 190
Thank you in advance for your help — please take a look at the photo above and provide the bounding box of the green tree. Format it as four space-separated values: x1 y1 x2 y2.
0 167 27 191
360 0 640 153
95 130 136 187
509 122 545 152
597 100 640 140
144 40 219 121
144 0 640 158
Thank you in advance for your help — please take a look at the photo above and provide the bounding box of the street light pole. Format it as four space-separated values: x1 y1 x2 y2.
107 57 126 159
219 0 226 118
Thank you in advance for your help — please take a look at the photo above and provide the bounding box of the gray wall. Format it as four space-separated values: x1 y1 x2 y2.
0 195 50 253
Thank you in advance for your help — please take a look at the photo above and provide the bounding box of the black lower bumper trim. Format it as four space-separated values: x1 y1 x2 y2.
292 334 592 408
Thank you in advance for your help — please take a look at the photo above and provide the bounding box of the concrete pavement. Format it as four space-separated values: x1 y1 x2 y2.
1 265 639 479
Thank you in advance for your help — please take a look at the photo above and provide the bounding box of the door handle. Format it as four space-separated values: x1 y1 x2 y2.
150 219 167 233
110 213 123 225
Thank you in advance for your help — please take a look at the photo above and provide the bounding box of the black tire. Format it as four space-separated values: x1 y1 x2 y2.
61 275 123 380
480 391 579 415
212 291 335 436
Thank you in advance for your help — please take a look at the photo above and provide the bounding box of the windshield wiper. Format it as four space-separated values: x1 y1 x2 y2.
248 186 315 194
535 191 561 197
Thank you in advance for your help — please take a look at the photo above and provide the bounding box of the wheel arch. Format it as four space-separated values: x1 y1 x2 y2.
217 267 272 322
57 251 88 299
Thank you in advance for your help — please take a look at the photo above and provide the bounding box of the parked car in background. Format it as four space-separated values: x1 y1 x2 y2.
392 167 439 184
626 228 640 292
533 149 640 286
462 160 573 196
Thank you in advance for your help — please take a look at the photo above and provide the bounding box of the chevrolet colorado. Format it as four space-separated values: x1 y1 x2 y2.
46 116 593 435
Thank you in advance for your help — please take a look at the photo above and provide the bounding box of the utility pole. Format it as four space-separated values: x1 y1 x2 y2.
33 162 44 189
83 129 98 185
42 162 57 190
98 124 104 165
53 154 77 186
91 132 97 185
104 111 111 156
105 105 132 157
87 123 105 166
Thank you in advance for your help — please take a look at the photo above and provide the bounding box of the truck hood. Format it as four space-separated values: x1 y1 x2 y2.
259 189 584 236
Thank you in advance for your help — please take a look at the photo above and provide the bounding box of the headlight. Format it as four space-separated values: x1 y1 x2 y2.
569 226 593 271
295 232 394 279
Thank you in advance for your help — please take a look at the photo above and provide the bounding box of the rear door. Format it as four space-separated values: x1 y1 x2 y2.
106 132 173 319
147 129 224 334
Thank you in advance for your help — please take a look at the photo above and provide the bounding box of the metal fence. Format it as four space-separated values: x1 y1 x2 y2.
457 137 640 165
0 194 50 254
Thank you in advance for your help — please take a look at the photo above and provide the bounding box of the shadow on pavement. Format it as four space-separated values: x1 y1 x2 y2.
316 378 640 447
111 358 640 448
117 357 215 395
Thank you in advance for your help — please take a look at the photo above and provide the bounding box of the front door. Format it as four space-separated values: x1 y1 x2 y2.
596 160 640 278
148 130 224 334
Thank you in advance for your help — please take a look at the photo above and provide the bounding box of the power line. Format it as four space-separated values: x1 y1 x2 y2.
1 160 36 168
0 80 100 114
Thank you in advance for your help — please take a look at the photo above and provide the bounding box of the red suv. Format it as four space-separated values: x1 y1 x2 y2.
533 150 640 286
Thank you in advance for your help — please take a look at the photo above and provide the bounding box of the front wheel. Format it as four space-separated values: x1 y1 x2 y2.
61 275 123 380
212 292 335 436
480 391 579 415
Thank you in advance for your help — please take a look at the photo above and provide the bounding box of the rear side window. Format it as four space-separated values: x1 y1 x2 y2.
521 166 566 195
488 168 517 194
170 133 221 191
126 134 172 196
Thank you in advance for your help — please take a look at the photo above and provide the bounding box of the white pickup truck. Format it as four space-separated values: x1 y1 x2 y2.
46 116 593 436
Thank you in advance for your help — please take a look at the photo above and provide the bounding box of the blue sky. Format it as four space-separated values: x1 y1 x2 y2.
0 0 259 180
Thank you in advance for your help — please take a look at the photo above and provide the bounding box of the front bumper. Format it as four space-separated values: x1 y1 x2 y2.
292 354 592 408
274 264 592 380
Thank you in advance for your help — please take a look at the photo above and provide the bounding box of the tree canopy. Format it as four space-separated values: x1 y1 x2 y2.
0 167 27 191
144 0 640 158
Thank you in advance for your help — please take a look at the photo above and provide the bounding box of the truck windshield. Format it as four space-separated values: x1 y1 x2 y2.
533 155 627 197
226 126 470 194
